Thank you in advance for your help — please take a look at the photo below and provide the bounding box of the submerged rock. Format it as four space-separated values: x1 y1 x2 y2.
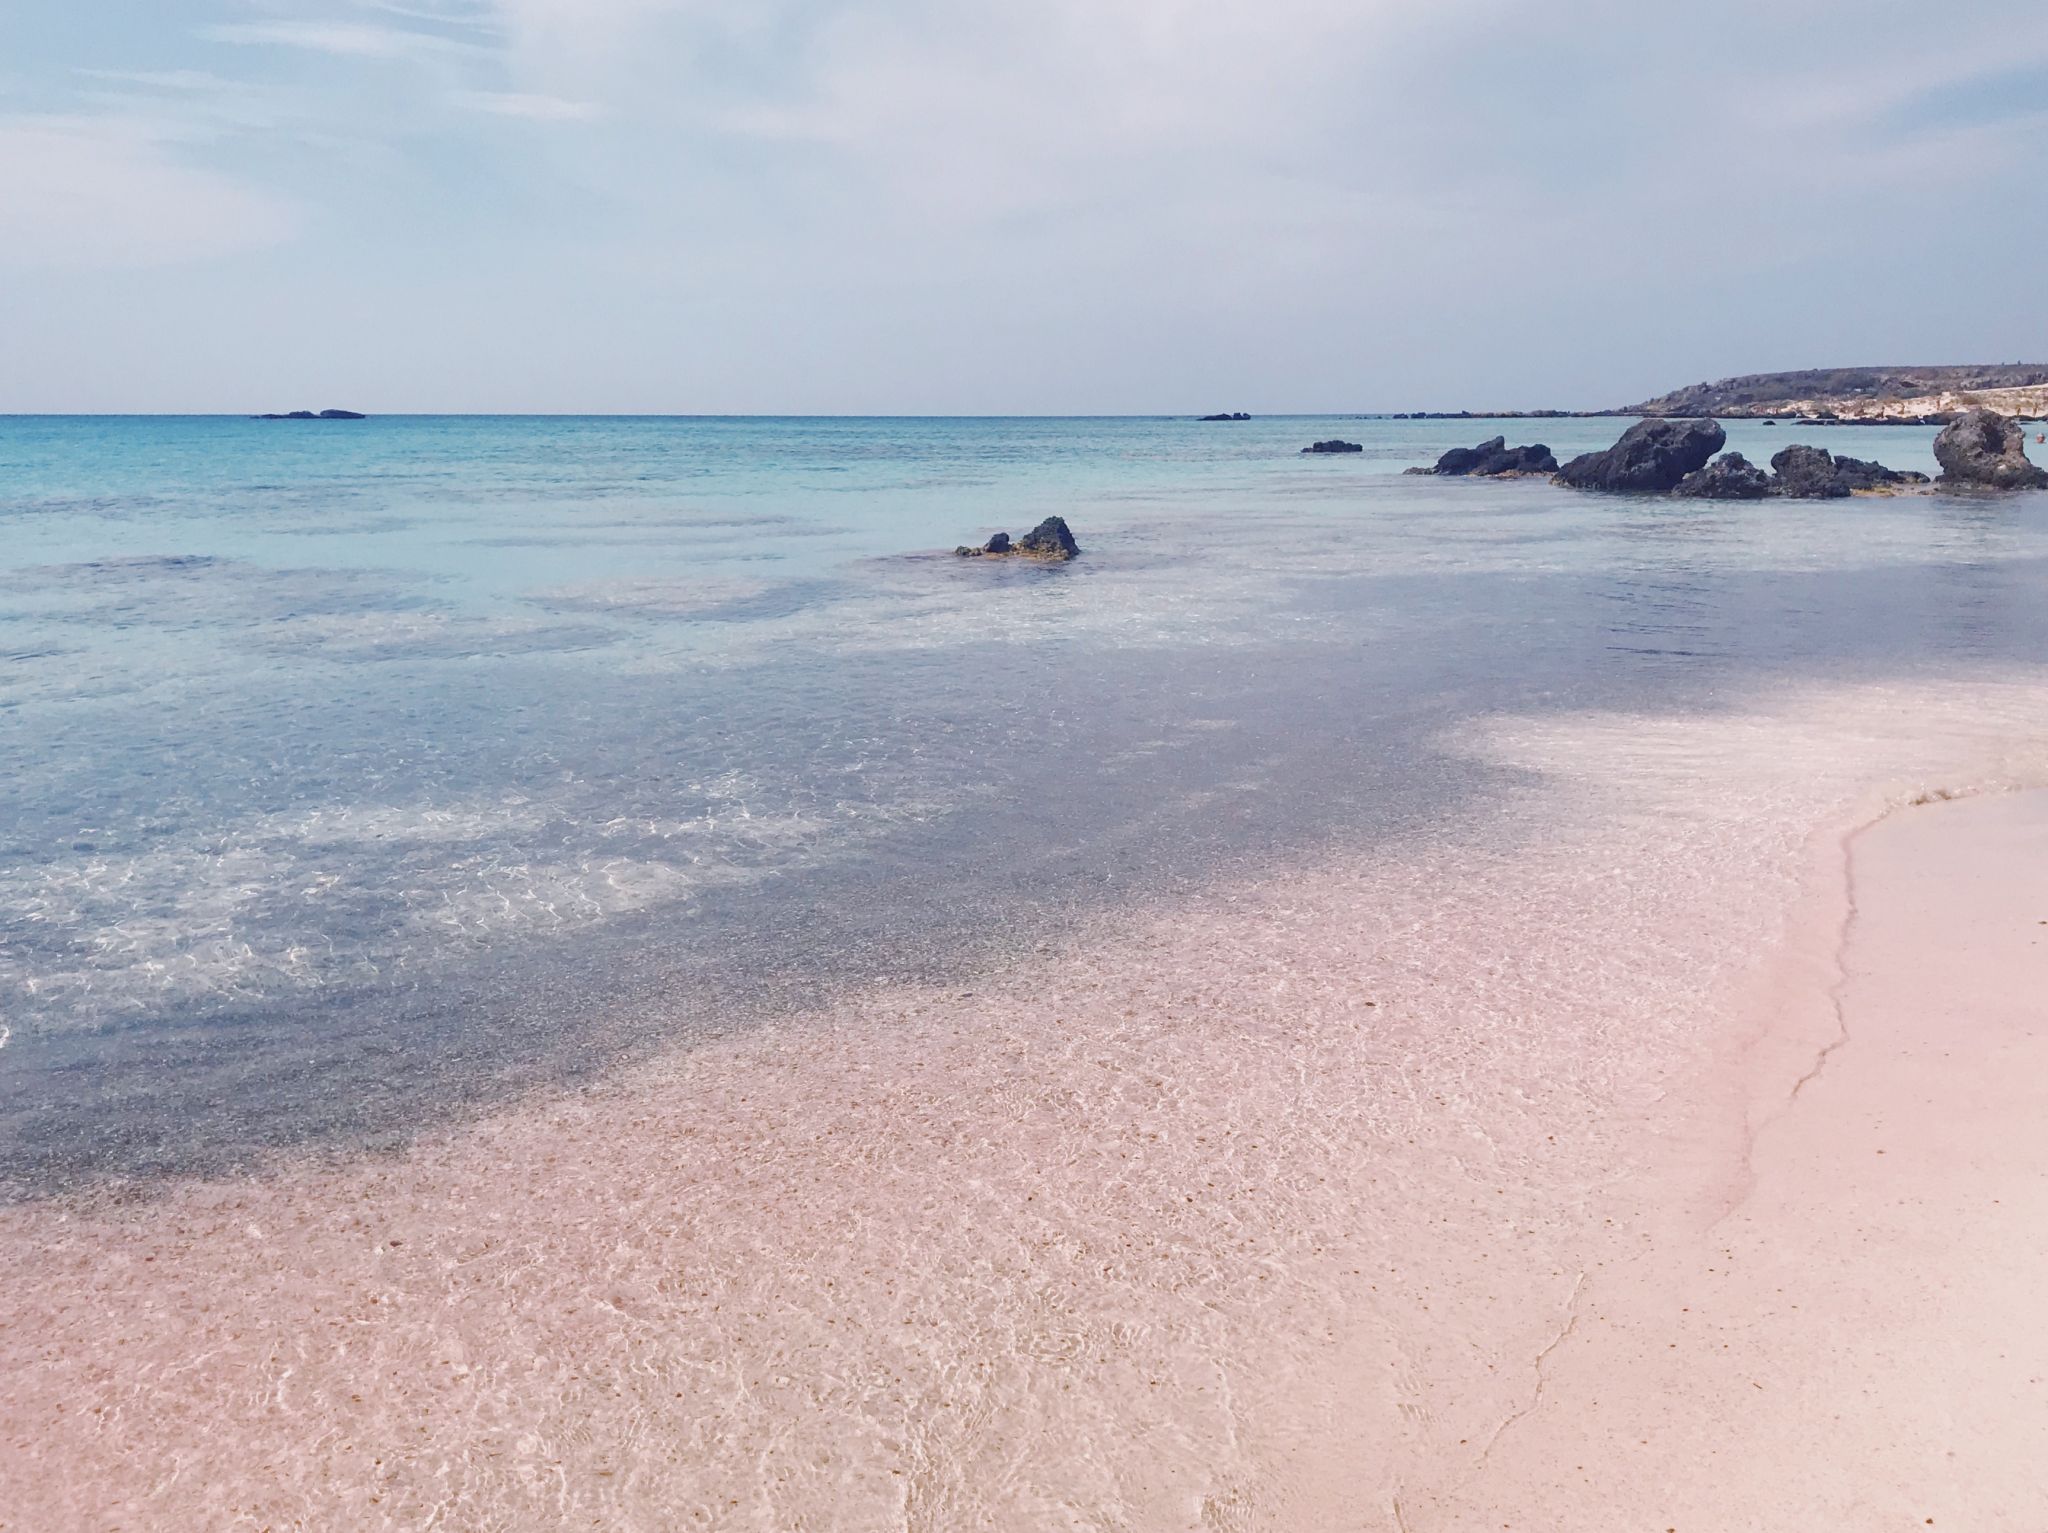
955 517 1080 561
1413 435 1559 476
1674 451 1773 499
1769 444 1852 499
1303 439 1364 454
1933 409 2048 489
1556 418 1725 493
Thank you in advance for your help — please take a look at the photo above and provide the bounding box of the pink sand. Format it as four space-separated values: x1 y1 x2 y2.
3 679 2046 1530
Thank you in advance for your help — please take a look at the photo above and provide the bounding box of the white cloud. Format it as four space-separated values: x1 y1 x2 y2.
453 89 600 120
0 115 297 269
205 20 484 61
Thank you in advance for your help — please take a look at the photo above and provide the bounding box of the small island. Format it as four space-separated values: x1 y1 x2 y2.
254 409 368 420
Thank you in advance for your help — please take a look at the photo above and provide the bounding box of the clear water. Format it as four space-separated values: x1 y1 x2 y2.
3 413 2042 1192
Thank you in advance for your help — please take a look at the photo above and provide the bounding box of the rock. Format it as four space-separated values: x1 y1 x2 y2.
255 408 366 420
1476 441 1557 475
958 519 1079 561
1830 455 1928 490
1933 408 2048 489
1430 436 1505 475
1421 436 1559 476
1303 440 1364 454
319 409 368 420
1555 418 1725 493
1769 444 1851 499
1014 516 1081 560
1674 451 1773 499
1199 412 1251 422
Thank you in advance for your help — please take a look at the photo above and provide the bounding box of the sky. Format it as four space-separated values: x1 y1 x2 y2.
2 0 2046 414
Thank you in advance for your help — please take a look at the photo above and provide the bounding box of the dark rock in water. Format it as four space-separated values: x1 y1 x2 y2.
255 408 367 420
1430 436 1505 475
1933 408 2048 489
1766 444 1926 496
1199 412 1251 422
1675 451 1773 499
1476 441 1557 475
1830 455 1928 490
1303 439 1364 454
319 409 367 420
1556 417 1725 493
1015 516 1081 560
1420 436 1559 476
1769 444 1851 499
955 518 1079 561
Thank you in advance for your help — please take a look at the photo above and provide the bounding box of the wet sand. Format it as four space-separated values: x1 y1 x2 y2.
3 681 2047 1531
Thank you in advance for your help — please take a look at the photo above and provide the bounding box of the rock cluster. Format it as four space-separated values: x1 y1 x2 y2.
1302 440 1364 454
1673 444 1930 499
955 516 1081 562
1672 452 1773 499
1933 408 2048 490
1766 444 1851 498
1408 435 1559 476
255 409 367 420
1406 411 2044 498
1556 418 1726 493
1198 412 1251 422
1831 455 1927 490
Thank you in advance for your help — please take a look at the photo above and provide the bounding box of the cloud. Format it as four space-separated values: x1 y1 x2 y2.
453 89 600 120
204 20 485 62
0 115 297 269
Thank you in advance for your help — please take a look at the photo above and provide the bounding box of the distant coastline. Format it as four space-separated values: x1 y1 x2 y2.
1355 362 2048 425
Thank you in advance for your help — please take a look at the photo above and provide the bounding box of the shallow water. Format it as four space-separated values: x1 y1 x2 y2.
2 413 2044 1193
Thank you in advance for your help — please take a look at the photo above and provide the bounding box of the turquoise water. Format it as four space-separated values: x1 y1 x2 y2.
0 414 2039 1191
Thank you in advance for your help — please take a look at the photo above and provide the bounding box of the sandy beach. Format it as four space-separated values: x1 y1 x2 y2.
1438 788 2048 1528
3 679 2046 1530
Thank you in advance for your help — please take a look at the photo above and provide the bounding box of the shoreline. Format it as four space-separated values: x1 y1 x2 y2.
1433 788 2048 1527
4 681 2047 1529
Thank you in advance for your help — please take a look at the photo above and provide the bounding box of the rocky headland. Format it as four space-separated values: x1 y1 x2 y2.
1623 365 2048 424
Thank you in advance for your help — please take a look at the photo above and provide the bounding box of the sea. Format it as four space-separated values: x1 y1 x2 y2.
3 413 2044 1196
